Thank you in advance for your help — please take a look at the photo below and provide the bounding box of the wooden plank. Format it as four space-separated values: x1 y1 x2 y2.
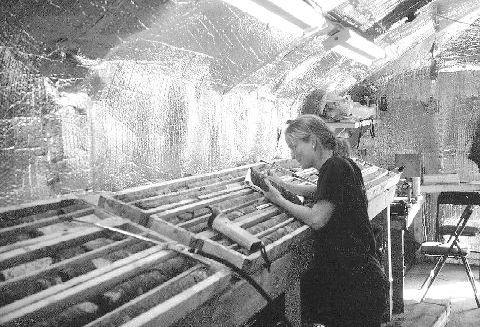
0 238 137 297
382 206 393 321
174 193 266 231
361 165 380 177
131 176 245 208
120 220 178 244
103 158 295 207
195 206 281 241
235 205 282 228
82 264 209 327
0 207 94 240
199 237 247 269
226 214 292 251
1 250 176 323
420 182 480 193
0 214 109 253
149 188 254 220
177 215 210 230
144 198 198 213
0 196 79 219
196 183 244 200
0 246 170 319
153 211 308 273
366 173 401 201
390 195 425 230
0 217 126 270
174 242 312 327
150 162 400 274
99 194 149 225
0 227 103 269
110 162 264 200
148 217 197 247
254 217 295 239
120 270 231 327
423 174 460 185
244 224 311 273
148 158 399 326
364 169 390 188
368 187 397 219
0 237 140 310
391 223 405 314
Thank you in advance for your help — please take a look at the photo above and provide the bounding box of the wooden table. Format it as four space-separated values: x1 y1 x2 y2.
390 196 425 314
420 182 480 194
0 161 403 327
174 177 401 326
96 159 401 326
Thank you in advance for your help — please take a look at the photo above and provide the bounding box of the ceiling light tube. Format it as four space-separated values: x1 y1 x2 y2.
323 27 386 66
221 0 327 34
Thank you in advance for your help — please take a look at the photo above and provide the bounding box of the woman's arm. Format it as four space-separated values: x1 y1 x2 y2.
264 180 334 230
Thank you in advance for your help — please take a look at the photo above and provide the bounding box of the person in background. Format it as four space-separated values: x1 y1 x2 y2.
263 114 387 327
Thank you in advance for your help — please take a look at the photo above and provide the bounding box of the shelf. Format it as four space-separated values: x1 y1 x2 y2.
326 118 378 129
390 195 424 230
420 182 480 193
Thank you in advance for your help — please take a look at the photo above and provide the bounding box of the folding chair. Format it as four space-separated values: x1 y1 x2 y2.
419 191 480 307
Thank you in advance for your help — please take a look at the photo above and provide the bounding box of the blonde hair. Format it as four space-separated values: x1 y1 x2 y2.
333 137 352 158
285 114 350 158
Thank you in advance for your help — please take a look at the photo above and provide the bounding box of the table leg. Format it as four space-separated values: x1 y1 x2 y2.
391 217 405 314
381 206 393 321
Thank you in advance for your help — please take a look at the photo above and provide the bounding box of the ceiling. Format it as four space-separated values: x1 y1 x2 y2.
1 0 479 100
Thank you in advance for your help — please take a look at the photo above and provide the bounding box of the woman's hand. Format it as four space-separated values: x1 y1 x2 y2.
266 170 284 186
263 179 284 205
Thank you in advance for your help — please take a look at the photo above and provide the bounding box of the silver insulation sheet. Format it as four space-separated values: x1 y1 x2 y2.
90 60 296 192
0 56 298 206
0 47 70 206
1 0 479 215
0 0 299 206
358 19 480 250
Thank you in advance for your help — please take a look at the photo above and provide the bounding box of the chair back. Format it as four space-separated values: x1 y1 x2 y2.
448 205 474 243
435 192 480 241
437 192 480 206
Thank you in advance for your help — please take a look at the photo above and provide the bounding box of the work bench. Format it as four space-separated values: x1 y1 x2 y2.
390 195 425 314
99 158 401 326
0 158 402 327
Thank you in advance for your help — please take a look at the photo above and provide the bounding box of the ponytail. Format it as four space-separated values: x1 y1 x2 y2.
333 137 352 158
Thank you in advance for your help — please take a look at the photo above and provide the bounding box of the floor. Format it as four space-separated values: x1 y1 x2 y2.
393 262 480 326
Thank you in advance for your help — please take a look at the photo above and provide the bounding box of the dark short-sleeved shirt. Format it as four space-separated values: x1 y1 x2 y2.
312 156 377 264
304 156 387 325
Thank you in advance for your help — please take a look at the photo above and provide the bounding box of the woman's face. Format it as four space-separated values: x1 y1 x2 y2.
287 137 316 169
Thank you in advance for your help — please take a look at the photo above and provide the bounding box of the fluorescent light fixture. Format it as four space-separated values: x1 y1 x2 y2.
221 0 327 34
323 27 386 66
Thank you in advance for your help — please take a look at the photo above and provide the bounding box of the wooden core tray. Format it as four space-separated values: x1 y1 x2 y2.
99 159 401 273
0 197 230 327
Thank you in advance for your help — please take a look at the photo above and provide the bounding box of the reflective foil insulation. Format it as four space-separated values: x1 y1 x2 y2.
1 0 480 219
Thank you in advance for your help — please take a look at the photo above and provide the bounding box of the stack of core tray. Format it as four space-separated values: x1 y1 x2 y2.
0 196 230 327
99 158 401 273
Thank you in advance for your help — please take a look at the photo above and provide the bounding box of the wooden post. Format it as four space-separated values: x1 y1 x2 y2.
381 206 393 321
391 215 405 314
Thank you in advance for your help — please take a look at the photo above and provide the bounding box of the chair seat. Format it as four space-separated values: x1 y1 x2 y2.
438 225 479 236
421 241 469 256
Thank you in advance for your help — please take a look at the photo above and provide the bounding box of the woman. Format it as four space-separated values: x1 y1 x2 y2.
264 114 387 327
